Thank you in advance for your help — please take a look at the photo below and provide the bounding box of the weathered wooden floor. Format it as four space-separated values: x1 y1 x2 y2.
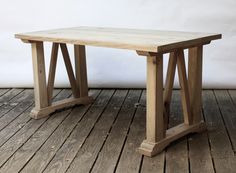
0 88 235 173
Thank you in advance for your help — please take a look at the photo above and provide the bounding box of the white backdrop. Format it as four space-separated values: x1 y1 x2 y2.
0 0 235 88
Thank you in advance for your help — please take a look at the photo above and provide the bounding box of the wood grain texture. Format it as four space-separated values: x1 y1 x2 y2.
214 90 236 152
31 42 49 109
15 26 221 52
0 89 24 118
177 50 192 125
47 43 59 105
17 90 100 173
44 90 126 173
41 90 114 173
0 90 60 149
115 91 146 173
0 89 235 173
188 46 203 124
0 90 34 131
146 55 164 142
165 91 188 173
60 43 79 98
84 90 141 173
164 52 177 129
0 90 71 169
203 90 236 173
74 45 88 97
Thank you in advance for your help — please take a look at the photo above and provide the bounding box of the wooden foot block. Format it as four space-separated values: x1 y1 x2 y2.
30 96 94 119
138 121 206 157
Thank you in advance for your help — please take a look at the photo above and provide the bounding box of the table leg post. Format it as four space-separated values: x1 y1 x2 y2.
188 46 204 124
138 54 166 157
74 45 89 97
31 42 49 117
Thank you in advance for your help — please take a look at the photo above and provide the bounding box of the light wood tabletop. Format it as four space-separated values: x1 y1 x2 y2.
15 26 221 52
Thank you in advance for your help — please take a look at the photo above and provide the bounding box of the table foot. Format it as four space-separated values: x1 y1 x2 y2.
30 96 94 119
138 121 206 157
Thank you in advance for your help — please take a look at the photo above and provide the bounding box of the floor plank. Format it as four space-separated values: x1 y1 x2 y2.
0 89 61 148
140 95 165 173
43 90 127 173
203 90 236 173
165 91 188 173
0 90 71 169
25 89 115 173
0 89 34 131
115 90 145 173
188 132 214 173
80 90 142 173
0 89 24 118
0 90 100 173
214 90 236 151
0 89 10 98
0 89 234 173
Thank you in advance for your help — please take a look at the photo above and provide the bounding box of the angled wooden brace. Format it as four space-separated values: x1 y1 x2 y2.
47 43 59 105
176 49 192 125
163 52 177 129
60 43 79 98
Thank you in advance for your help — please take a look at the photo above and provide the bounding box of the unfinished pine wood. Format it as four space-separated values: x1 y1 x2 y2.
30 96 93 119
138 54 165 157
188 46 203 124
47 43 59 105
60 43 79 98
74 45 88 97
176 50 192 125
147 55 164 142
164 52 177 129
31 42 49 110
15 27 221 53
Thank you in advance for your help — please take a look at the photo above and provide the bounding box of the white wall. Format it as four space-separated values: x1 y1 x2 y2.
0 0 235 88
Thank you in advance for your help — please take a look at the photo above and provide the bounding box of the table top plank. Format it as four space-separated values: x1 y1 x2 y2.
15 26 221 52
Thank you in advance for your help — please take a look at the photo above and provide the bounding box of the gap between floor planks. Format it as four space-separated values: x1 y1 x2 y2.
0 89 235 173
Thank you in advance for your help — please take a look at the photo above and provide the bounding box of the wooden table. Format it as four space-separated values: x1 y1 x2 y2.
15 27 221 157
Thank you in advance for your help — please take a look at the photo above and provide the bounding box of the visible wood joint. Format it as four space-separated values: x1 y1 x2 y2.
136 51 158 56
31 96 94 119
138 121 206 157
